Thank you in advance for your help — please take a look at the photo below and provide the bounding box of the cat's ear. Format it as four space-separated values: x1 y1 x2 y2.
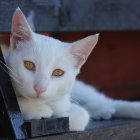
69 34 99 69
11 8 33 47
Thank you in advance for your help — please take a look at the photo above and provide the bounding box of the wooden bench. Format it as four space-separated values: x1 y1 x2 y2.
1 0 140 139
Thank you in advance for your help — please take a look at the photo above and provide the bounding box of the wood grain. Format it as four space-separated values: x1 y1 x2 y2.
1 0 140 32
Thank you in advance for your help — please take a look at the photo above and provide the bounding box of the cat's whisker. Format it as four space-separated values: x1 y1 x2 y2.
0 62 13 77
11 78 24 89
0 60 15 74
9 74 23 88
0 61 23 87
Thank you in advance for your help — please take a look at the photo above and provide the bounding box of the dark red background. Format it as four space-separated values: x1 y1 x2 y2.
1 31 140 100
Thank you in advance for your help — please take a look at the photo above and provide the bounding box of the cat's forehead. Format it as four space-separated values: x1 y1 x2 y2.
34 34 65 48
16 34 69 64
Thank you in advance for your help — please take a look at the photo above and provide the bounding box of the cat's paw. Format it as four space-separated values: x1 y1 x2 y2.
90 106 115 120
17 98 53 120
69 104 90 131
24 105 53 120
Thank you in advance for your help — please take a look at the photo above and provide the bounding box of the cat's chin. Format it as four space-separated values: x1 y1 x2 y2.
27 95 48 101
17 90 46 100
17 90 48 100
18 94 45 101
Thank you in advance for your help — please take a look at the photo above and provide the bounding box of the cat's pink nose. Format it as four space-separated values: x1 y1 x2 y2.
34 86 46 96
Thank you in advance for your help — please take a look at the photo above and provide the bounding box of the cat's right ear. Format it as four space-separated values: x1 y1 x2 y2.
10 8 33 48
68 34 99 70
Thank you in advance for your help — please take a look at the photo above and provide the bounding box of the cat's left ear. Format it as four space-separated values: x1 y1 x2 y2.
69 34 99 69
11 8 33 47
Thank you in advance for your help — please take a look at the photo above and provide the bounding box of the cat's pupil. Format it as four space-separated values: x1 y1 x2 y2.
24 61 35 71
52 69 64 77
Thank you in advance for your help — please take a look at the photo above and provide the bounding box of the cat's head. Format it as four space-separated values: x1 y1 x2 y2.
6 8 99 100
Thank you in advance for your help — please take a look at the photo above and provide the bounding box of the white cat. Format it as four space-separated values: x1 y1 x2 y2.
3 8 140 131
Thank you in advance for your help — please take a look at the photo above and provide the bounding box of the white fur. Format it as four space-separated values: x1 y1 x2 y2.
68 104 90 131
4 8 140 131
18 97 53 120
71 81 116 120
72 80 140 120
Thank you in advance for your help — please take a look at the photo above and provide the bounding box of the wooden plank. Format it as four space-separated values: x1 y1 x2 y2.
0 0 60 33
0 48 26 139
62 0 140 31
28 119 140 140
1 0 140 32
25 117 69 138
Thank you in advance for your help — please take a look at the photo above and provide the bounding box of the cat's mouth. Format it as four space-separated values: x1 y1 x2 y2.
28 94 46 100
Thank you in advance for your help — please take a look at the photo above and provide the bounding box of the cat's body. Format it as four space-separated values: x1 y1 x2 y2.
3 8 140 131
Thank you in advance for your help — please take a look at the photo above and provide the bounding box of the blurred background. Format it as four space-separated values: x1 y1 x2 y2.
0 0 140 100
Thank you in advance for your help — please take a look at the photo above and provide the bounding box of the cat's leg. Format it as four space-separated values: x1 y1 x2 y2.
17 97 53 120
72 80 116 120
89 99 140 119
72 80 140 120
84 101 115 120
55 103 90 131
68 104 90 131
49 94 89 130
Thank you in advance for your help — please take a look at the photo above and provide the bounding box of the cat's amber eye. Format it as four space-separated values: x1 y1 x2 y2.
52 69 64 77
24 61 35 71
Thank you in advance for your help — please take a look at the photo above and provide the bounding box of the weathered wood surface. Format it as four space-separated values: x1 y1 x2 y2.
25 117 69 138
0 48 26 139
1 0 140 32
28 119 140 140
